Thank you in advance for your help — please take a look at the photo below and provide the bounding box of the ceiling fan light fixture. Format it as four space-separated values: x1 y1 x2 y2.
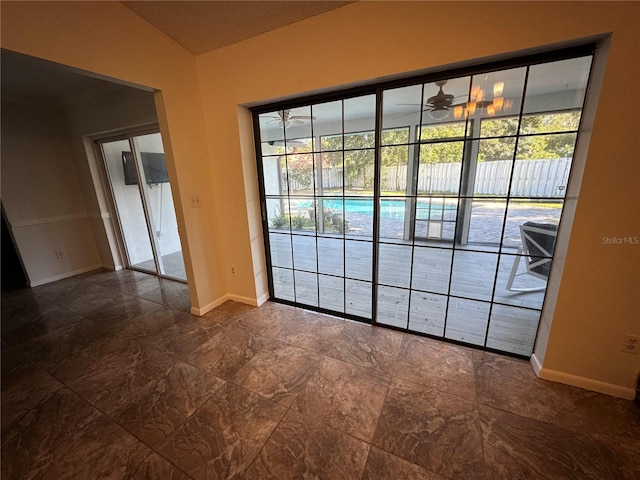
428 108 450 121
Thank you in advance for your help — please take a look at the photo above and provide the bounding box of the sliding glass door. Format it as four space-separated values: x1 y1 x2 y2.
254 46 594 357
99 130 186 282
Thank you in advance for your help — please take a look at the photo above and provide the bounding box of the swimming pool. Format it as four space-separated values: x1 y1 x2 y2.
302 198 457 219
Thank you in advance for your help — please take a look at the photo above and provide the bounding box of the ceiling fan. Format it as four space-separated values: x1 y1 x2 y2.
265 109 315 128
396 81 464 120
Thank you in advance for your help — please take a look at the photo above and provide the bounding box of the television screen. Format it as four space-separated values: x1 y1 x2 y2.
121 151 169 185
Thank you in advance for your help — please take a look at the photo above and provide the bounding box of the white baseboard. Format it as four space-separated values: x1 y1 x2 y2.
29 264 103 287
190 293 259 316
537 366 635 400
530 353 543 376
256 292 270 306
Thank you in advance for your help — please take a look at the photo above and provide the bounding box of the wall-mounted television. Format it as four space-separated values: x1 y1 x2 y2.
122 151 170 185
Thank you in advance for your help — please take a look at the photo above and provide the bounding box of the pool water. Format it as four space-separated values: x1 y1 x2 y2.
311 198 456 219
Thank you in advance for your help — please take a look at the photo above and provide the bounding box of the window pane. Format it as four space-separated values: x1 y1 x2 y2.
450 251 498 301
273 267 295 301
262 155 285 196
267 197 290 233
512 136 575 197
292 234 316 272
382 85 423 140
381 144 410 195
411 246 452 294
319 151 343 196
295 270 318 307
466 199 507 249
345 240 372 281
344 198 373 238
286 153 315 195
319 275 344 312
502 201 561 252
466 68 526 123
314 101 343 150
523 57 591 115
269 232 292 268
344 95 375 139
377 285 409 328
379 198 408 240
346 279 372 318
409 291 447 336
494 253 547 310
445 298 489 346
344 148 374 196
287 197 317 232
378 243 412 288
417 142 463 196
486 304 540 356
317 237 343 276
419 77 470 129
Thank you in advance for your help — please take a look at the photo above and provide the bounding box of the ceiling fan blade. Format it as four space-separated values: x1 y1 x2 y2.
392 110 424 119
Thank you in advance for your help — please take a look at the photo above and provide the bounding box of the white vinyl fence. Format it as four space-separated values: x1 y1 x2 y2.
287 158 571 197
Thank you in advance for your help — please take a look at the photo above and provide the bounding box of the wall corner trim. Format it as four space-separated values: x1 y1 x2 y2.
190 293 259 316
537 366 635 400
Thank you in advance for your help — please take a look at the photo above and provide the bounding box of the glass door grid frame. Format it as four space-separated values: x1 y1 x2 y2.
96 129 186 284
252 43 596 358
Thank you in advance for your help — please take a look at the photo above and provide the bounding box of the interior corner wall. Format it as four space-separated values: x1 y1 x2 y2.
1 1 226 311
195 1 639 397
1 100 102 285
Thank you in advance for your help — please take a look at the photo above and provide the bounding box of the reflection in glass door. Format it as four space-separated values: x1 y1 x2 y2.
100 131 186 282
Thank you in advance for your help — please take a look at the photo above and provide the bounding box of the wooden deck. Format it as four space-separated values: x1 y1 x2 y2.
268 231 547 356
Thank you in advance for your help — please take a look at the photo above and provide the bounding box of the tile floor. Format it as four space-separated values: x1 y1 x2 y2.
2 269 639 479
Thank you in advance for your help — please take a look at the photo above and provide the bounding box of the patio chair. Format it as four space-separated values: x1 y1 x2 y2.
506 221 558 292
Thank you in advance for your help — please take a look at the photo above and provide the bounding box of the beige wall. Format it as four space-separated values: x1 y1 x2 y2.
1 100 102 285
1 1 638 396
194 1 639 397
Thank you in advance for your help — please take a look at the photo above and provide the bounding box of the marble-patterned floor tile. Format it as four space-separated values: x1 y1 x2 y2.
63 284 134 316
596 441 640 480
184 324 272 380
232 341 322 407
1 294 59 337
129 452 192 480
157 380 286 480
274 310 345 353
373 378 484 479
1 319 112 378
1 386 102 479
567 387 640 454
1 307 85 346
81 295 163 323
136 279 190 305
108 305 190 340
362 447 447 480
112 359 223 447
137 313 226 360
474 352 586 433
54 339 175 415
167 292 192 313
245 409 370 480
233 301 300 337
393 335 476 400
292 356 389 441
1 369 65 432
479 404 614 480
202 300 255 325
323 320 404 375
29 276 85 304
23 413 152 479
